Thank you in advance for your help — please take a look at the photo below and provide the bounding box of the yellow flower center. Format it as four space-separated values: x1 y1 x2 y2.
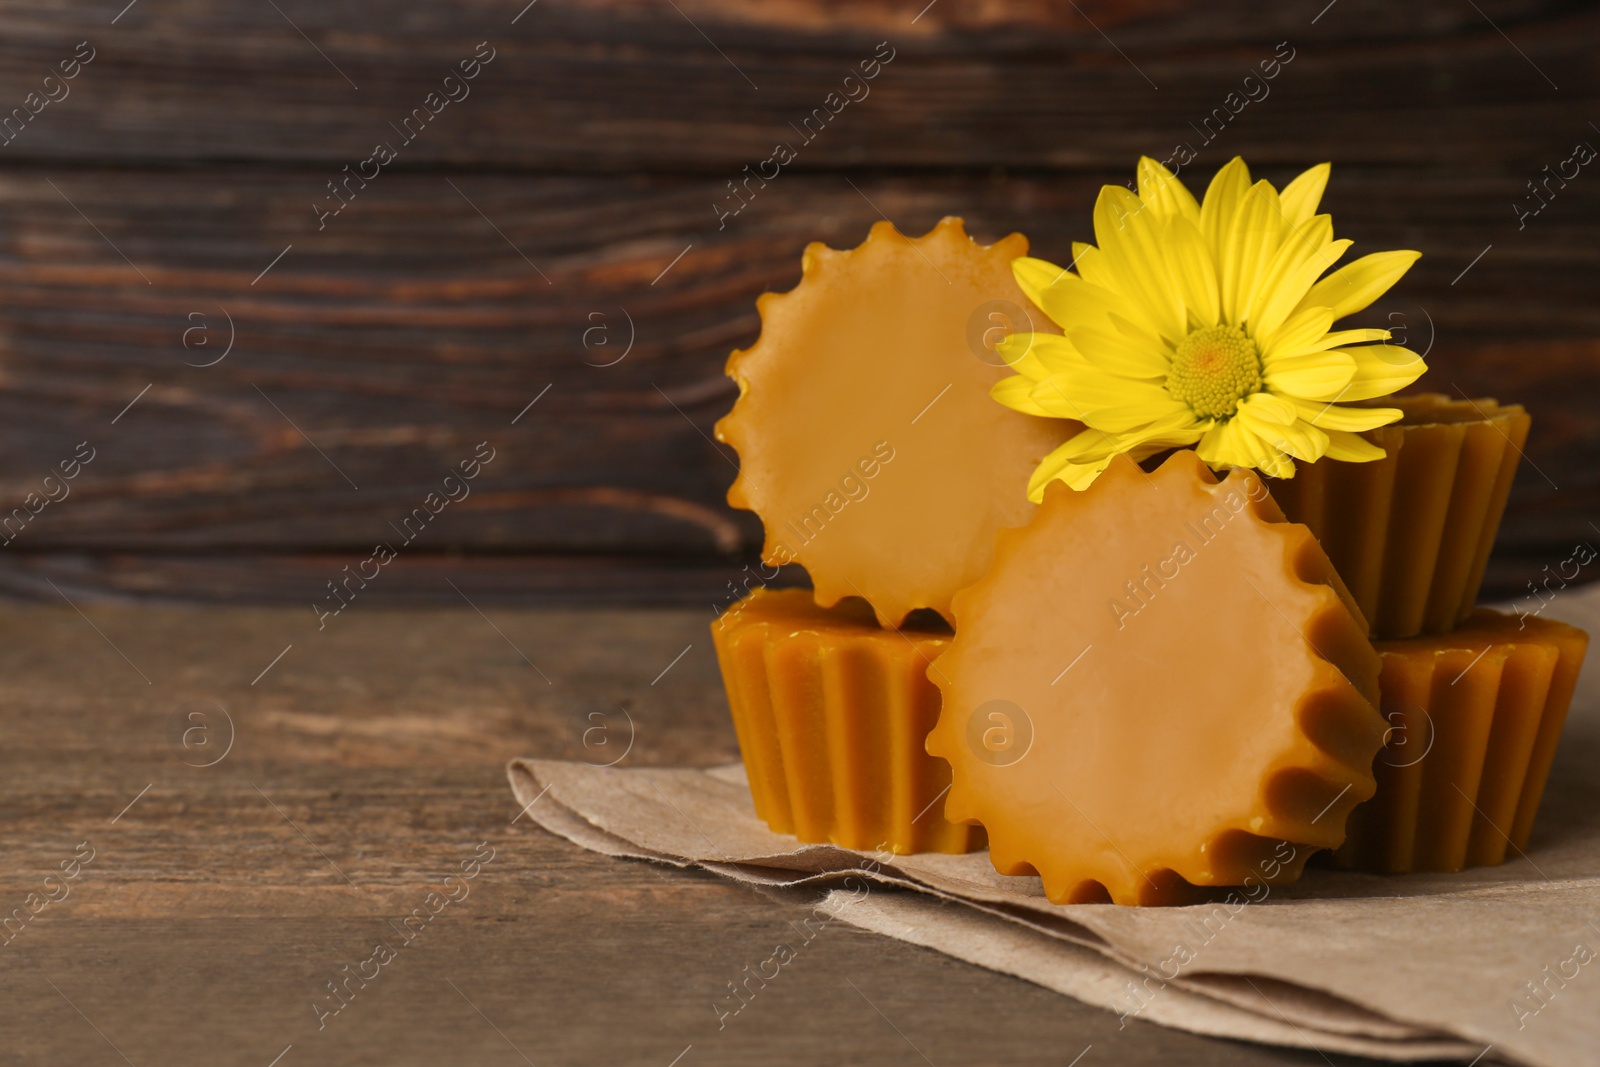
1166 325 1262 420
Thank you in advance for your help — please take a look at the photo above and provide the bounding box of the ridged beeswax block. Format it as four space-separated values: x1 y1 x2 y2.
1271 394 1529 638
712 587 982 855
1335 609 1587 873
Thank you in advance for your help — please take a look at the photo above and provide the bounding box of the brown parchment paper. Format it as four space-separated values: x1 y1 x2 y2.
508 584 1600 1066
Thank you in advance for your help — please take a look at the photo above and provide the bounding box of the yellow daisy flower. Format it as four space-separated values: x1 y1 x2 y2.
995 156 1427 499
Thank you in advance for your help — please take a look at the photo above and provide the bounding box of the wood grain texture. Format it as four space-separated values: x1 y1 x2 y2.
0 552 811 608
0 601 1385 1065
0 0 1592 168
0 170 1595 573
0 0 1593 600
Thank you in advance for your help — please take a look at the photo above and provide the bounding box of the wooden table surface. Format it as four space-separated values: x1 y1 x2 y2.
0 598 1400 1066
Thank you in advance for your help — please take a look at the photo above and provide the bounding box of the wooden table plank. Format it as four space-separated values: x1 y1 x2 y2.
0 547 1573 617
0 168 1593 585
0 0 1591 168
0 600 1384 1064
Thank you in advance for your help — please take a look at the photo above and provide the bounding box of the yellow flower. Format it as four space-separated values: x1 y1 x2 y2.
995 156 1426 499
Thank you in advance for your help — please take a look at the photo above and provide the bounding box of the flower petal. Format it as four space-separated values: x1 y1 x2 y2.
1287 398 1403 432
1011 256 1073 310
1259 305 1335 362
1279 419 1332 463
1200 157 1253 265
1238 391 1298 425
1337 343 1428 401
1240 436 1302 473
1262 350 1356 400
1094 184 1186 342
1029 454 1113 499
1026 417 1204 497
1031 368 1190 432
1246 426 1296 478
1137 156 1201 223
1164 215 1221 330
1027 431 1127 498
1295 249 1422 321
1218 180 1283 326
1279 163 1331 228
1027 431 1111 499
990 374 1056 417
1067 327 1170 380
1253 237 1352 346
1238 408 1329 463
1197 417 1292 477
1323 428 1389 463
1071 244 1118 298
1011 264 1136 338
1106 310 1165 347
1196 420 1246 468
1245 214 1336 338
1310 327 1392 351
1055 416 1201 463
997 331 1080 379
1047 426 1127 462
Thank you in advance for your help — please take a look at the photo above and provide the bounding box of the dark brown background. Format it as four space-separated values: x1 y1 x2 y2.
0 0 1595 607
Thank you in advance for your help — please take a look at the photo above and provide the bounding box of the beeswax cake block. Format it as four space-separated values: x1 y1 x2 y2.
926 451 1385 906
712 587 982 855
1271 394 1529 638
1335 610 1588 873
716 217 1077 628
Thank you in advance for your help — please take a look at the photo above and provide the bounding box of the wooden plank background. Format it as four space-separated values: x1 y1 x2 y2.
0 0 1595 604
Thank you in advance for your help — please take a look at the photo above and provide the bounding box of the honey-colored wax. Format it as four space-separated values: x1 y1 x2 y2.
712 586 983 854
925 451 1386 906
1270 394 1529 638
1334 609 1588 873
716 217 1077 628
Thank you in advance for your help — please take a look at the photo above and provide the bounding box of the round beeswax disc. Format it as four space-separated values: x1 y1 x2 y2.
925 451 1387 906
716 217 1077 628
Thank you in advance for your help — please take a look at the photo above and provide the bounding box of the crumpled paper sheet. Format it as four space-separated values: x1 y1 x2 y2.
509 584 1600 1066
